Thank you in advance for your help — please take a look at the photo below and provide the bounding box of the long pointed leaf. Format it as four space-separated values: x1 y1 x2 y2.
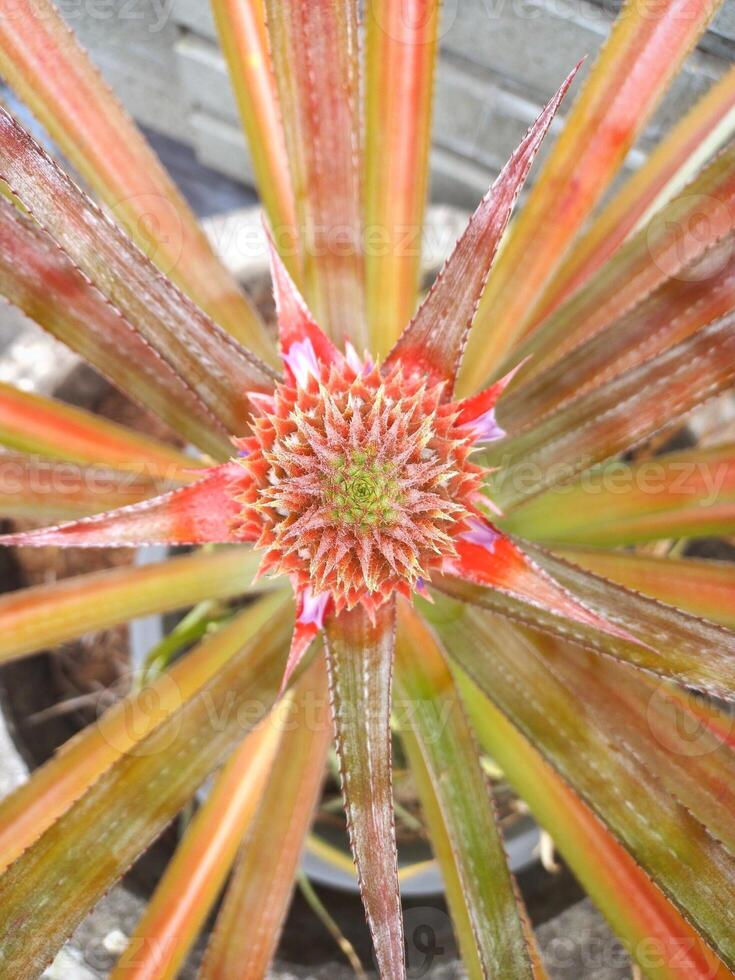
0 545 267 663
201 655 331 979
500 229 735 436
530 65 735 328
397 729 484 980
445 526 638 646
268 234 342 371
0 197 230 459
486 312 735 511
0 0 276 360
457 669 732 980
504 139 735 392
459 0 722 393
395 602 534 979
426 600 735 971
502 443 735 547
324 601 405 979
0 381 195 476
210 0 298 270
0 601 292 978
0 453 172 522
0 463 246 548
385 68 578 392
0 592 290 873
437 540 735 698
364 0 440 357
558 549 735 628
265 0 366 345
110 699 288 979
0 109 277 437
530 637 735 857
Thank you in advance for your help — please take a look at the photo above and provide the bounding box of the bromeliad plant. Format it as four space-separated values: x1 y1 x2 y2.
0 0 735 977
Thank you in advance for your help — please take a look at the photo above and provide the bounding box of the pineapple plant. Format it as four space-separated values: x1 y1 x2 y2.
0 0 732 977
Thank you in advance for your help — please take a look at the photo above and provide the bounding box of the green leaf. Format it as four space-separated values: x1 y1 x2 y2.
201 655 331 979
501 140 735 400
0 453 171 522
558 549 735 628
499 228 735 436
523 65 735 334
397 730 484 980
265 0 366 345
0 602 292 978
0 0 276 361
364 0 440 357
502 443 735 547
0 381 196 476
458 0 723 393
324 601 405 979
486 313 735 511
436 542 735 698
0 546 271 663
211 0 298 277
395 602 534 979
0 592 290 873
110 695 288 979
540 640 735 858
427 598 735 970
456 668 733 980
0 197 230 459
0 109 277 440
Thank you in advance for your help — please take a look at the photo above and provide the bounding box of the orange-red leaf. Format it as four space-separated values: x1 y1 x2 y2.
211 0 298 277
0 109 277 438
0 382 196 477
385 67 578 392
530 64 735 329
364 0 440 357
486 313 735 511
559 549 735 628
0 604 292 977
0 463 246 549
438 541 735 698
265 0 366 346
0 196 230 459
0 592 290 873
0 0 276 361
459 0 723 393
429 602 735 971
502 443 735 547
0 546 266 664
458 669 733 980
201 655 331 979
0 453 172 523
110 702 287 979
503 140 735 394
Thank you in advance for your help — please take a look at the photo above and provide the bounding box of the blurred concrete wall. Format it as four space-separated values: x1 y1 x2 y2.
63 0 735 208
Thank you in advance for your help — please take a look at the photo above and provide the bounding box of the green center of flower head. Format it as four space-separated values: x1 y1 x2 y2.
325 447 403 528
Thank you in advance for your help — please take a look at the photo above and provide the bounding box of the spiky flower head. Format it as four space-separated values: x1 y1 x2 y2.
234 348 485 617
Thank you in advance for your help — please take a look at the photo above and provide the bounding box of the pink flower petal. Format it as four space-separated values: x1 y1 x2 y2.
284 337 320 388
298 585 330 628
459 517 501 555
465 407 506 444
